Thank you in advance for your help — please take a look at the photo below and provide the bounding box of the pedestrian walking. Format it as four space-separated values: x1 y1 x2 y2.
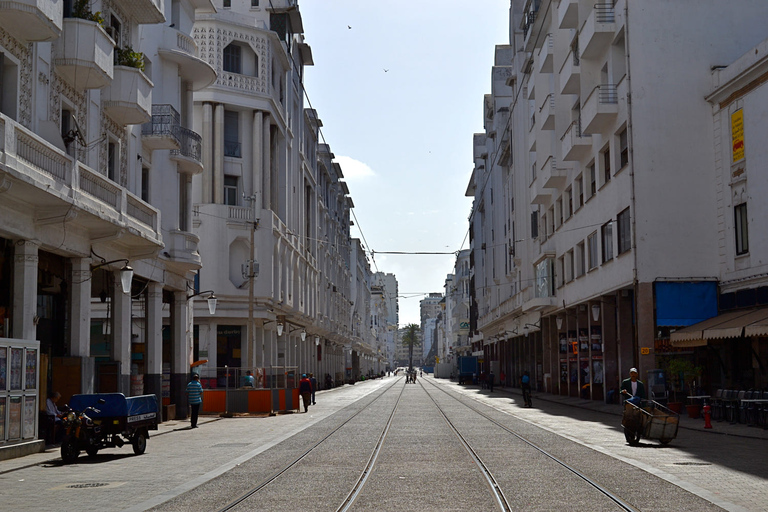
299 374 312 412
309 373 317 405
488 370 494 392
186 373 203 428
521 370 532 407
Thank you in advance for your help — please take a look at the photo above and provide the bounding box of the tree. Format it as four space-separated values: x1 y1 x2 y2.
402 323 419 370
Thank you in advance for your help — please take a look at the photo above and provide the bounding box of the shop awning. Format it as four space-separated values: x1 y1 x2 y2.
670 307 768 347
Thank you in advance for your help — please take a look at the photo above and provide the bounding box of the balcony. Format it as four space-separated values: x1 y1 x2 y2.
522 0 543 52
579 3 616 60
530 179 552 205
582 84 618 134
559 49 580 95
158 26 216 91
170 126 203 174
0 113 161 246
0 0 62 42
54 18 114 89
142 104 181 151
538 33 553 74
540 155 566 189
561 120 592 161
102 66 152 126
539 94 555 131
120 0 165 24
167 230 201 271
557 0 578 29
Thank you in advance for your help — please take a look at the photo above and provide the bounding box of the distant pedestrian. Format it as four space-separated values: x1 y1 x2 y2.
488 370 495 392
521 371 532 407
309 373 317 405
186 373 203 428
299 374 312 412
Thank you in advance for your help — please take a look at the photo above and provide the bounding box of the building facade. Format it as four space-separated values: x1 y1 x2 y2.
468 0 768 400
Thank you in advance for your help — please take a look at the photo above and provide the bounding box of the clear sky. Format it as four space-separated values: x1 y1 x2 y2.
300 1 511 326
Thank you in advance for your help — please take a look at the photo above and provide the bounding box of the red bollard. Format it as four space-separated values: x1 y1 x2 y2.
703 404 712 429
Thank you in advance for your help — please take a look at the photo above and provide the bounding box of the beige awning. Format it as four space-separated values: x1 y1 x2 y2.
670 307 768 347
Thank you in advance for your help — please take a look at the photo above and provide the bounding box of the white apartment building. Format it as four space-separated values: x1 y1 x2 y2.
468 0 768 400
190 0 380 388
372 271 398 370
670 36 768 392
0 0 218 449
444 249 471 366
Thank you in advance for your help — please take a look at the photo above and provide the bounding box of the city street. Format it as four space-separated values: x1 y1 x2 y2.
1 376 767 511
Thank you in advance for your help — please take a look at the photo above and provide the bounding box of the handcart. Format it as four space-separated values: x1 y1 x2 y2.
621 398 679 446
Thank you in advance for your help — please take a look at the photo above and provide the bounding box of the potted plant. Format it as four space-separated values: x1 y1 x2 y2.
72 0 104 24
115 46 145 71
666 358 703 417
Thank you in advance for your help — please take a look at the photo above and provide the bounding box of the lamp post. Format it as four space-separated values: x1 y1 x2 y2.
90 250 133 294
187 290 217 315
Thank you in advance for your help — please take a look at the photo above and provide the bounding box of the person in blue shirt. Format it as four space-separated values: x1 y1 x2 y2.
186 373 203 428
242 370 255 388
521 370 533 407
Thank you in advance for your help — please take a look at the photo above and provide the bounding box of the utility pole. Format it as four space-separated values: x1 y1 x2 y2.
244 192 260 371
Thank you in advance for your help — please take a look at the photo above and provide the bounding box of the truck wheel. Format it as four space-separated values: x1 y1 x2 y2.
61 439 80 463
132 431 147 455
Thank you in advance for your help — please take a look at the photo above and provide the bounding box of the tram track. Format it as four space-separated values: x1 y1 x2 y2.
418 378 639 512
216 377 406 512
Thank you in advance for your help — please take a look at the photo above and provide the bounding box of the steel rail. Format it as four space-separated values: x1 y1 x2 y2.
334 380 407 512
216 378 405 512
419 380 513 512
420 378 639 512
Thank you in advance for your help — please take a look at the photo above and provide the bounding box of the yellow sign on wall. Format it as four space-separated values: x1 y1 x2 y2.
732 109 745 162
640 347 650 355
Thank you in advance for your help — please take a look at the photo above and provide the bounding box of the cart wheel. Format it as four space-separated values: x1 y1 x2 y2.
132 431 147 455
61 439 80 463
86 446 99 458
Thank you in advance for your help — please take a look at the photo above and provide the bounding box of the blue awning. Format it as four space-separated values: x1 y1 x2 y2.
655 281 718 327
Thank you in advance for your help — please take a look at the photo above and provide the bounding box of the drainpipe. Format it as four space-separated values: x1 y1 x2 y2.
624 0 641 370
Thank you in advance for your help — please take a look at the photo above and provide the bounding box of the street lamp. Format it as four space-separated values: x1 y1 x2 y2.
315 336 320 346
591 304 600 322
300 330 307 342
91 249 133 294
187 290 217 314
276 322 284 336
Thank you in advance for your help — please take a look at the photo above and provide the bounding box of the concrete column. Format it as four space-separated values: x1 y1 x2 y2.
68 257 92 356
252 110 263 209
145 282 163 408
213 103 225 204
112 271 131 394
202 102 213 203
263 115 271 209
636 282 655 377
12 240 39 341
171 291 190 418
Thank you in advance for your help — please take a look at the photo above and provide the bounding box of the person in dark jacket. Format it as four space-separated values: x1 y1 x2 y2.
299 374 312 412
309 373 318 405
620 367 646 401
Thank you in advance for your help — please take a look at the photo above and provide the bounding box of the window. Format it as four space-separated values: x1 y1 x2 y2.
107 140 117 181
61 107 74 155
601 221 613 263
224 176 238 206
576 241 586 277
531 211 538 239
602 147 611 184
223 0 231 7
575 174 584 209
141 167 149 202
108 14 122 48
223 43 242 74
565 187 573 219
589 162 596 196
1 52 19 120
617 207 631 254
556 197 563 228
735 203 749 255
224 110 240 157
179 176 189 231
548 206 555 234
588 231 598 270
619 129 628 168
251 0 259 6
557 255 565 288
566 249 574 283
541 213 547 241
